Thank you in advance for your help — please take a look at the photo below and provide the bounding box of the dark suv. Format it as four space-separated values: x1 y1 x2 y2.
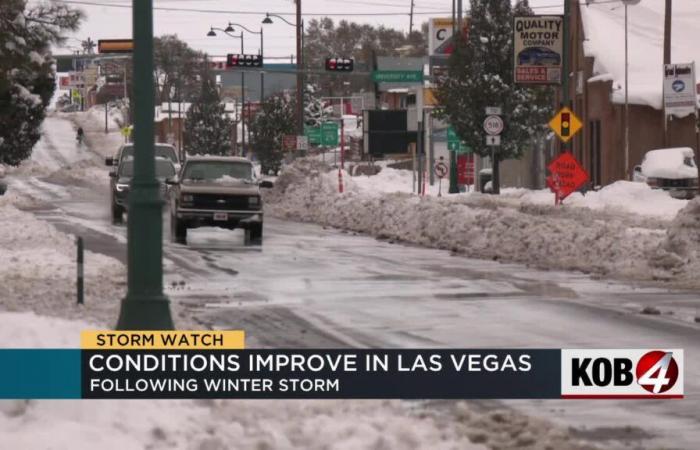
167 156 272 245
109 157 176 223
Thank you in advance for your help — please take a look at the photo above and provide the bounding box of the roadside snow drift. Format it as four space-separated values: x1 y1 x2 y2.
0 196 124 323
265 159 700 288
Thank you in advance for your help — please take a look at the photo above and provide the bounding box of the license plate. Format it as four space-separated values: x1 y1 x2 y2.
213 212 228 221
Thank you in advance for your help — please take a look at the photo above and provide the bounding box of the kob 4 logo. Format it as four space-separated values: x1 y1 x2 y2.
562 349 683 399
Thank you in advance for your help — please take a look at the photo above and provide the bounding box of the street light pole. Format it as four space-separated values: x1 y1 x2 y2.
116 0 173 330
262 11 304 136
623 0 640 180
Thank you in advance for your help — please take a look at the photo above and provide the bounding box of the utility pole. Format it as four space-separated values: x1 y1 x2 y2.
562 0 571 154
662 0 672 147
448 0 461 194
296 0 304 137
116 0 174 330
409 0 415 35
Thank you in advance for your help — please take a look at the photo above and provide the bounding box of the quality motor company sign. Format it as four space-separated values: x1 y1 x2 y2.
514 16 563 84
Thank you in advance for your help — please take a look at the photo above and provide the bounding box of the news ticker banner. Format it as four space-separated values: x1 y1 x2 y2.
0 331 684 400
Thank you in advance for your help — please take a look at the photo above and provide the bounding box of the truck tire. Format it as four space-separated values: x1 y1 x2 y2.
171 213 187 244
246 222 263 246
111 202 124 224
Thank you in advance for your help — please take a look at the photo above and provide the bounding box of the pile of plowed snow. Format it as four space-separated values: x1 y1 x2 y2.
265 159 699 287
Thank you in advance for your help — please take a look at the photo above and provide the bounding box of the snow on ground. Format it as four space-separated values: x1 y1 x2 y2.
265 159 700 288
0 196 124 324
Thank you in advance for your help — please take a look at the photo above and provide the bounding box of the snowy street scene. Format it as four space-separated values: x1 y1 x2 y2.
1 0 700 449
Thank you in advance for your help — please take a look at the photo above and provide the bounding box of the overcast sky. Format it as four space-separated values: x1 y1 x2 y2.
51 0 563 59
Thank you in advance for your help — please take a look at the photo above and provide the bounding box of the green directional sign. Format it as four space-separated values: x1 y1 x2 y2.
372 70 424 83
447 125 471 154
320 121 339 147
305 125 321 145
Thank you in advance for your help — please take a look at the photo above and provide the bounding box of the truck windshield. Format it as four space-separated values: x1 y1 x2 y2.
119 159 176 178
182 161 253 182
120 144 178 163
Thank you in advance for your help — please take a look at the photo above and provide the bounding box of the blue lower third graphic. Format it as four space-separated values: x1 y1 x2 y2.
0 350 81 399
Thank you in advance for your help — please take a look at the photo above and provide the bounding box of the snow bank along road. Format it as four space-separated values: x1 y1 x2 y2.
2 114 699 449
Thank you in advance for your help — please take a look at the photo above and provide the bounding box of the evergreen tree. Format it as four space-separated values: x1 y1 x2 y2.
436 0 553 193
250 93 296 174
183 66 233 155
0 0 81 166
304 83 332 128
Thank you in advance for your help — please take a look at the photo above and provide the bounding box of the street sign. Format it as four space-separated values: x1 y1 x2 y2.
321 121 339 147
372 70 423 83
546 152 589 202
486 135 501 146
305 125 321 145
98 39 133 54
485 106 502 115
447 125 471 153
448 141 471 153
549 107 582 143
457 154 475 185
282 135 297 151
483 115 504 135
434 161 448 179
663 62 697 118
296 135 309 151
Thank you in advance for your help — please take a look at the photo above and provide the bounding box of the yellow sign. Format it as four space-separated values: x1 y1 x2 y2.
548 107 582 143
81 330 245 350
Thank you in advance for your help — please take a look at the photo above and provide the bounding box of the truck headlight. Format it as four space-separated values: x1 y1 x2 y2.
116 183 129 192
180 194 194 205
249 196 260 207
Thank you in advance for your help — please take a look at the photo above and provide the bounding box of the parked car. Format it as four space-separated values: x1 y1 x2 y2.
635 147 698 199
109 156 176 223
167 156 273 245
517 47 561 66
106 143 180 172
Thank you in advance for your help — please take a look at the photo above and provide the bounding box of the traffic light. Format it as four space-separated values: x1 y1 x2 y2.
325 57 354 72
226 54 263 68
560 112 570 137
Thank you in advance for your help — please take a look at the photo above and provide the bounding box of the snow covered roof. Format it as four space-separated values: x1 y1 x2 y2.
580 0 700 110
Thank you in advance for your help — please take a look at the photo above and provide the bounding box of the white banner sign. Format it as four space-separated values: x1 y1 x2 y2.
428 18 455 57
663 63 697 118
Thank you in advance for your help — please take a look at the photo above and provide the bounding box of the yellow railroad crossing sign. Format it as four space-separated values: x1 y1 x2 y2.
549 107 582 143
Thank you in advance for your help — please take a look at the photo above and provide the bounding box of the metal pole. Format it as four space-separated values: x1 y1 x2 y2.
448 1 461 194
105 102 108 133
562 0 571 154
116 0 173 330
662 0 672 147
296 3 304 135
624 4 630 179
260 27 265 102
240 34 246 156
77 237 84 305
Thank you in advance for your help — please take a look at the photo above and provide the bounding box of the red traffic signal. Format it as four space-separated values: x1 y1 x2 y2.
325 57 354 72
226 54 263 68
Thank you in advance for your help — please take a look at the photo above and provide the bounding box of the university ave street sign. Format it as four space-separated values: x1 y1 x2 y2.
372 70 424 83
546 152 589 203
549 107 583 143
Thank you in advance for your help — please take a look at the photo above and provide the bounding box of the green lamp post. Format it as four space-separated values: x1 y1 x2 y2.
116 0 174 330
